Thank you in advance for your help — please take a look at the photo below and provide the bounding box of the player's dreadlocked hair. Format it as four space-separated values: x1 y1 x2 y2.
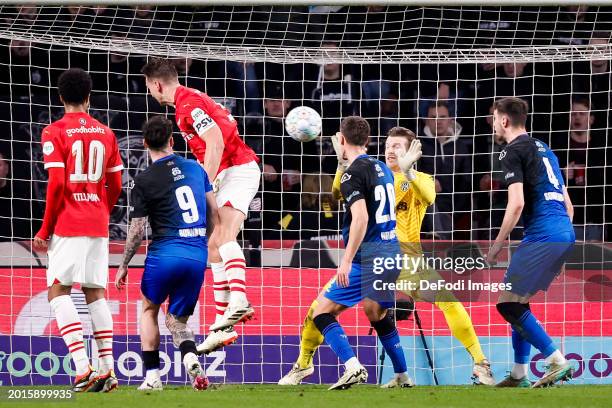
57 68 92 105
142 115 173 150
141 58 179 82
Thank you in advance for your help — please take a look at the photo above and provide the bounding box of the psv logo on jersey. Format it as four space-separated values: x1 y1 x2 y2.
191 108 215 136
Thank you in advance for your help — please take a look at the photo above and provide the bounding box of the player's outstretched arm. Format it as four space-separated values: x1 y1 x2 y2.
331 167 344 201
34 167 66 250
337 199 368 287
562 186 574 222
200 125 224 180
115 216 147 289
486 183 524 265
105 171 122 212
331 133 349 201
205 191 219 237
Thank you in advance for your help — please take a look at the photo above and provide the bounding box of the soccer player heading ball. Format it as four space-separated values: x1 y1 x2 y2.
487 97 575 388
34 68 123 392
141 59 260 353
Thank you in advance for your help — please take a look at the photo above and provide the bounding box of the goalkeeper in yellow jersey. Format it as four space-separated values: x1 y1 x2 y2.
278 126 494 387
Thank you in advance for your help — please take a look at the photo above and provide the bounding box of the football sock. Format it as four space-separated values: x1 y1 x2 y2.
179 340 198 361
372 314 407 374
512 326 531 365
142 350 160 381
511 363 529 380
497 303 557 358
50 295 90 376
345 357 362 371
296 300 324 369
545 349 567 365
88 298 114 375
211 262 230 325
219 241 247 305
435 295 487 364
313 313 355 364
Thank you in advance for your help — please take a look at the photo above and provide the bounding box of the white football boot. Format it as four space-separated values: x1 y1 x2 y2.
197 326 239 354
184 352 209 391
278 363 315 385
328 366 368 390
381 373 414 388
137 377 163 391
209 300 254 331
472 359 496 385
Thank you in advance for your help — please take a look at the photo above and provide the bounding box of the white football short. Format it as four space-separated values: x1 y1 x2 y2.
214 161 261 216
46 236 109 288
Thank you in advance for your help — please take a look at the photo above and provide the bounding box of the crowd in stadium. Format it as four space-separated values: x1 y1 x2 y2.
0 5 611 244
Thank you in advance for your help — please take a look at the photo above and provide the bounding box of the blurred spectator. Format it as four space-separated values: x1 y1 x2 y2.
245 83 319 235
552 97 607 241
0 151 9 241
573 32 612 126
0 150 33 242
554 6 596 46
305 42 361 174
378 91 400 137
276 174 341 240
234 62 262 116
6 40 50 99
173 57 206 91
128 6 170 41
420 102 472 239
473 104 514 240
496 63 534 102
415 64 464 120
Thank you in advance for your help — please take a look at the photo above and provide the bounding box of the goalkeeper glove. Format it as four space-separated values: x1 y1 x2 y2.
331 133 349 171
397 139 423 181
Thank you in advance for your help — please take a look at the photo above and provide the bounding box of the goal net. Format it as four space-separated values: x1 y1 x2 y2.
0 4 611 387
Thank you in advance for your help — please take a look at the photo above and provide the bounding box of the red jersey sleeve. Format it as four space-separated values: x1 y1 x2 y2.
105 130 124 173
41 125 66 170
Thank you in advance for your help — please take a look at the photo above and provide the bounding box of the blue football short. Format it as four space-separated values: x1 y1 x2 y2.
504 230 575 296
324 262 399 308
141 254 206 317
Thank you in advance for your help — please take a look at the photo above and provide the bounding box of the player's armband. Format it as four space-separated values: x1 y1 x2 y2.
190 108 217 137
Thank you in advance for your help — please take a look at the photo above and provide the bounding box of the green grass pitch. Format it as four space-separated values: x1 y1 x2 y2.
1 385 612 408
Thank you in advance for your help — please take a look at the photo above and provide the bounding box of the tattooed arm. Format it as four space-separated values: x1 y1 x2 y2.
115 217 147 289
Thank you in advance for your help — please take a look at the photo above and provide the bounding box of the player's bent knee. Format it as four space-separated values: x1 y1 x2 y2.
371 312 396 337
312 313 338 335
496 302 528 326
165 313 194 348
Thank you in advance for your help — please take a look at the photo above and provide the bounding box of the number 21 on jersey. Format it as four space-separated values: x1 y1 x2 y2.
374 183 396 224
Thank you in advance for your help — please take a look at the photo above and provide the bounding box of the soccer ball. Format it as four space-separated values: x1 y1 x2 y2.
285 106 322 142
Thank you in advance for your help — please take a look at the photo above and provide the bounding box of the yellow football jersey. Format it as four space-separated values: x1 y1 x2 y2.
394 170 435 244
332 167 435 251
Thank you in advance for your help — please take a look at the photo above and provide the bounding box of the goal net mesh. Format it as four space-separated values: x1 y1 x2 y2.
0 5 611 386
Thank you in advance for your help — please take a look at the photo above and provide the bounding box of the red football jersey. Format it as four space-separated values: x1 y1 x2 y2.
174 86 258 176
41 112 123 237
